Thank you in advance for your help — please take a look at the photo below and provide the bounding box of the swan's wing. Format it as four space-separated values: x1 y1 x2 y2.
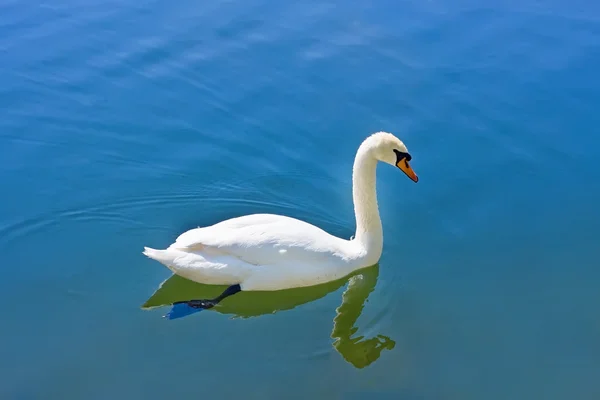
171 213 352 267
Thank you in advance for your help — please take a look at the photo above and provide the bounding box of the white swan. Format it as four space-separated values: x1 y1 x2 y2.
143 131 418 318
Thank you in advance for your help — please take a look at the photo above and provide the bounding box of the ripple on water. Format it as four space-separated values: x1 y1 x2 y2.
0 170 347 247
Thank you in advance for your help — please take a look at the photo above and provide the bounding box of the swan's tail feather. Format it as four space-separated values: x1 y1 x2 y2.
163 303 204 320
143 246 233 286
142 247 178 266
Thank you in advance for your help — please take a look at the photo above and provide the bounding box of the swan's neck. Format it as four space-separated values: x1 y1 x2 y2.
352 146 383 259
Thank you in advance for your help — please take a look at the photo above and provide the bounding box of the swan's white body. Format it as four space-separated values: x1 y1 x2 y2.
143 132 417 291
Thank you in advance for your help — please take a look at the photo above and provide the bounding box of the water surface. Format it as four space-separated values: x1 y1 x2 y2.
1 0 600 398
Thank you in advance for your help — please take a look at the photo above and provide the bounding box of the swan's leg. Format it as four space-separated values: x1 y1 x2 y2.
188 283 242 308
163 284 242 320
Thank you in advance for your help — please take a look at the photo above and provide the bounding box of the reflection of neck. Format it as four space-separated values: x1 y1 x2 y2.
331 266 395 369
352 145 383 260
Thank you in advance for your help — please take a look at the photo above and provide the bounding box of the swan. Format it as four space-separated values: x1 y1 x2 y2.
143 131 418 319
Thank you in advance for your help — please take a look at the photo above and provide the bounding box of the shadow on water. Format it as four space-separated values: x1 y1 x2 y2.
142 264 394 368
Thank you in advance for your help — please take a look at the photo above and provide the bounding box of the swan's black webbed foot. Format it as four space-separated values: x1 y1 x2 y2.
163 284 242 320
184 299 218 309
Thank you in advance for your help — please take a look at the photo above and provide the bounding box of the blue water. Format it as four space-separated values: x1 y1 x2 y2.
2 0 600 398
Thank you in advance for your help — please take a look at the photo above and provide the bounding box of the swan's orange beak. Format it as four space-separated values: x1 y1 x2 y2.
396 159 418 182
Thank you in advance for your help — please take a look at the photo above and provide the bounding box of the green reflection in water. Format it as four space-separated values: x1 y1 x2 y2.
143 264 394 368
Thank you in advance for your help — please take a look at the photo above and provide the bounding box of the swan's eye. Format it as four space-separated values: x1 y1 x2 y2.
393 149 411 162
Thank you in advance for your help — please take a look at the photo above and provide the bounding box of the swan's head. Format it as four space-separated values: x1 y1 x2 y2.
367 131 418 183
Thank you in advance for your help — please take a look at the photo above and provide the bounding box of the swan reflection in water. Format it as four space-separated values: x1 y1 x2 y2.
142 264 394 369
